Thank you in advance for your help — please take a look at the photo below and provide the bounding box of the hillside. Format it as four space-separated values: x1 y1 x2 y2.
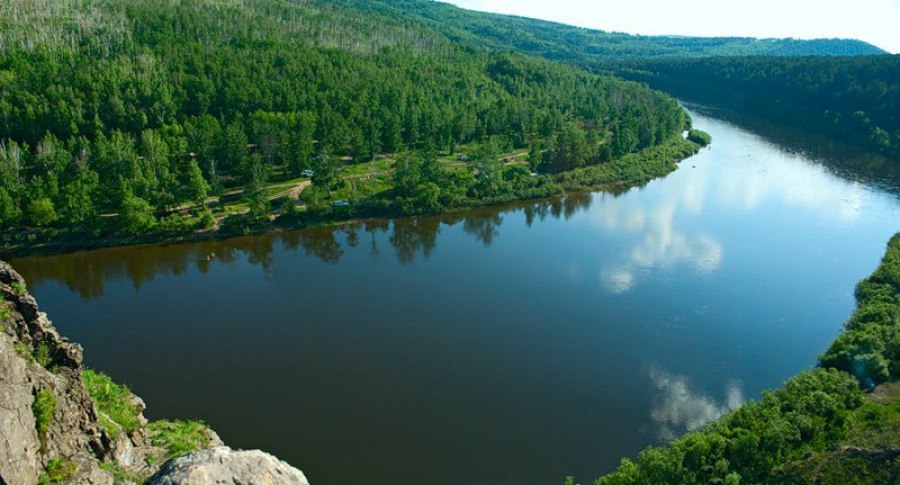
0 0 695 248
617 56 900 160
328 0 886 61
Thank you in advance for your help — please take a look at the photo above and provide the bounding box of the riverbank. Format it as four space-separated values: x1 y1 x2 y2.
0 135 706 258
587 233 900 484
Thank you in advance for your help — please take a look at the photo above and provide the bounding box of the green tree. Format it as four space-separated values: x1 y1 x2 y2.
184 160 209 205
28 197 58 227
118 193 156 235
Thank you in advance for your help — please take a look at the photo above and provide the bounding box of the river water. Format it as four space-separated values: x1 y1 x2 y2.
10 107 900 484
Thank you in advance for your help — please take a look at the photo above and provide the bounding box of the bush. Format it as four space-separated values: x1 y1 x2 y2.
157 214 196 234
28 198 58 227
687 129 712 146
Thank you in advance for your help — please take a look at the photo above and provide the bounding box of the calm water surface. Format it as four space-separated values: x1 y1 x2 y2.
11 108 900 484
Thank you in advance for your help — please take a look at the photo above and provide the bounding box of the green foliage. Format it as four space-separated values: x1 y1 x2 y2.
821 234 900 386
596 369 863 485
771 384 900 484
32 343 53 369
97 461 143 484
38 458 77 485
687 129 712 147
117 194 157 236
331 0 883 62
198 209 216 230
0 294 11 322
32 389 56 449
620 57 900 159
156 214 196 235
12 281 27 295
0 0 688 241
28 198 58 227
148 420 212 459
82 370 142 440
13 340 56 370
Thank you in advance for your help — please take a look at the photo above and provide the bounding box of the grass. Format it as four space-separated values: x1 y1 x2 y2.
846 382 900 448
98 461 145 484
339 158 393 177
82 370 143 440
32 389 56 450
12 281 27 295
148 419 212 459
38 458 77 485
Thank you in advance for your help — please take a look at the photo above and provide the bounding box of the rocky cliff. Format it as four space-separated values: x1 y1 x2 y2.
0 261 309 485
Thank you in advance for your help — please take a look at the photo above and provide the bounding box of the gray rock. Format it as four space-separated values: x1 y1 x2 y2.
146 447 310 485
0 331 41 485
0 261 112 484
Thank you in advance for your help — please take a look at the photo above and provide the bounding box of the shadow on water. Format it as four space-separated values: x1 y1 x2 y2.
10 192 598 300
684 102 900 198
10 103 897 301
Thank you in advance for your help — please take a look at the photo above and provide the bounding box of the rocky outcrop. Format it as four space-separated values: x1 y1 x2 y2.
147 447 310 485
0 261 111 485
0 260 309 484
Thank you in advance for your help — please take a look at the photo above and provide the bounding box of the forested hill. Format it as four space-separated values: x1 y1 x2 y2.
329 0 885 61
0 0 689 239
617 56 900 160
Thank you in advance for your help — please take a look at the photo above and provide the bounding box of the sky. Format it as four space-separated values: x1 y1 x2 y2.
447 0 900 53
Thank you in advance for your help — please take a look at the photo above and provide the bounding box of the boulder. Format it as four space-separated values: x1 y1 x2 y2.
147 447 310 485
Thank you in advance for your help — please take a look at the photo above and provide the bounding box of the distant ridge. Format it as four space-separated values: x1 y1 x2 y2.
328 0 886 61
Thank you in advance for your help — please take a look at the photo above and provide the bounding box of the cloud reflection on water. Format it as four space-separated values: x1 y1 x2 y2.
593 190 723 294
649 367 743 441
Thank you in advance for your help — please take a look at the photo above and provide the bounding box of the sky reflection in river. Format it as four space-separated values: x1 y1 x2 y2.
9 108 900 485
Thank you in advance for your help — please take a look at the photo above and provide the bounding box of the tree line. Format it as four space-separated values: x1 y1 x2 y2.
0 0 687 239
329 0 885 62
617 55 900 160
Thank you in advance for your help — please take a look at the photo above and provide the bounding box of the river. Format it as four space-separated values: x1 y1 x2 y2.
10 107 900 484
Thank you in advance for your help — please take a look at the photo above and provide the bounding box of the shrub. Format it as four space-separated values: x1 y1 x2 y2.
157 214 196 234
687 129 712 146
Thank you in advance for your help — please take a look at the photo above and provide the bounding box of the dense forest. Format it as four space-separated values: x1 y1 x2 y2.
330 0 885 62
581 233 900 485
0 0 692 244
617 56 900 159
